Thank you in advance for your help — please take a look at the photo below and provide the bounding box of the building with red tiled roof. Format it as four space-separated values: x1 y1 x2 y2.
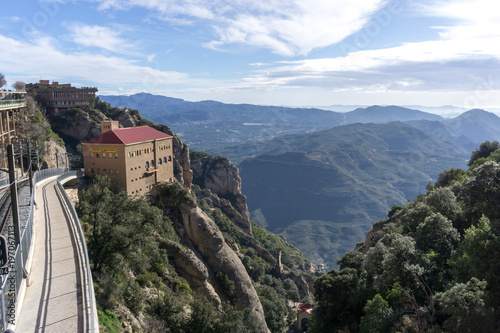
82 121 174 195
297 303 314 332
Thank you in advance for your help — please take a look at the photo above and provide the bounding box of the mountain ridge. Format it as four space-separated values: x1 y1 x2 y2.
101 94 500 163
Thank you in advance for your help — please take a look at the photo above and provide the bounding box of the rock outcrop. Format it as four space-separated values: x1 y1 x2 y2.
191 154 251 234
151 183 270 333
180 205 269 333
46 108 102 143
42 138 69 169
162 240 221 308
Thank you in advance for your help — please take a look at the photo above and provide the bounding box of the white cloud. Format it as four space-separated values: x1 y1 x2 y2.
64 23 137 54
223 0 500 93
422 0 500 40
91 0 389 56
238 36 500 91
0 33 189 89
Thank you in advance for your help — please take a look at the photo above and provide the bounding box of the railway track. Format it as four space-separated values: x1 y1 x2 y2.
0 179 30 236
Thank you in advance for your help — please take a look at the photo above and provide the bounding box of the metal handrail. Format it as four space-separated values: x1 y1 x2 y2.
0 168 81 331
0 100 26 108
56 171 98 332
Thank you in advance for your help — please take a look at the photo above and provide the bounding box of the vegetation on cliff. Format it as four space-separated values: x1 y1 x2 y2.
310 141 500 332
77 175 314 332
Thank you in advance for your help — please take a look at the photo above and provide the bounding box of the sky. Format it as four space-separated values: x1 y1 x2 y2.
1 0 500 111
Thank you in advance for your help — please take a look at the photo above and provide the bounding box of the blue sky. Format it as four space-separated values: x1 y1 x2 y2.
1 0 500 110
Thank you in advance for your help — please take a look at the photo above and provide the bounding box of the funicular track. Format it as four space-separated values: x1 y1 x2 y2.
0 179 29 237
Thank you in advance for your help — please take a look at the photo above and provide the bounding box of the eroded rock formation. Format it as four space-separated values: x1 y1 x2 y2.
151 184 270 333
191 154 251 234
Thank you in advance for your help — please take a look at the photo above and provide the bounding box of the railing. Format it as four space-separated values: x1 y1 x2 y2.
56 171 98 332
0 168 100 332
0 100 26 111
0 168 66 330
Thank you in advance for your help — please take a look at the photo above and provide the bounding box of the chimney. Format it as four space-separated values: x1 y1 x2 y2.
101 120 119 134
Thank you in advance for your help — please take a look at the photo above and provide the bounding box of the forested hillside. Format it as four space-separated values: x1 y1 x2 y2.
310 141 500 332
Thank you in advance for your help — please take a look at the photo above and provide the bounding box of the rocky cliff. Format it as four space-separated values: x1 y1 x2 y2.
41 138 69 169
151 183 269 332
191 152 252 234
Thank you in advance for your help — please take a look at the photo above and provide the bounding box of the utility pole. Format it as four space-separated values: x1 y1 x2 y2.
18 141 24 179
7 144 21 248
35 142 40 171
27 139 33 195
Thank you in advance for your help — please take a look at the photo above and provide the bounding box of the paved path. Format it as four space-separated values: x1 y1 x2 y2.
15 178 83 332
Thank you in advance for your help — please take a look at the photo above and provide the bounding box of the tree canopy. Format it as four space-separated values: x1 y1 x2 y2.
468 140 500 166
310 141 500 332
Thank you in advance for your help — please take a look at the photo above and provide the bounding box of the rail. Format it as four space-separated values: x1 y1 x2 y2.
0 100 26 111
0 179 8 188
0 168 66 329
0 168 99 332
56 171 98 332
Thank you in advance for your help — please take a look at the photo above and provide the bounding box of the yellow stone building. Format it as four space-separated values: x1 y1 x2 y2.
82 121 174 196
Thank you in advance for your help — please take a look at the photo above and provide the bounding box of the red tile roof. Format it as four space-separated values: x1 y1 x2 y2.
84 126 171 145
297 303 314 314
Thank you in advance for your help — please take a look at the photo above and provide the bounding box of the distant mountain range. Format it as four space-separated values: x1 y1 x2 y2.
101 94 500 162
102 93 500 267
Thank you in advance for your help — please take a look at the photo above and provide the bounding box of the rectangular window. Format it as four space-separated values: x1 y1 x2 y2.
90 152 94 157
115 153 118 158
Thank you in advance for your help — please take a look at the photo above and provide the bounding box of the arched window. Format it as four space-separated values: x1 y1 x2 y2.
158 158 162 165
145 161 150 168
168 156 172 162
163 157 167 163
151 160 155 167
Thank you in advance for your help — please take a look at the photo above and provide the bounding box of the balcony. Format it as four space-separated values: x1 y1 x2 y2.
145 167 158 173
0 100 26 111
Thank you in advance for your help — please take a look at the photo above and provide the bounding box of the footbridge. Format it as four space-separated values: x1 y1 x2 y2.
0 169 98 332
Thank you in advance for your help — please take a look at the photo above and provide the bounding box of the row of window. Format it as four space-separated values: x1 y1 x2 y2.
89 168 119 174
90 152 118 158
51 100 90 106
128 179 173 196
128 156 172 171
145 156 172 168
52 92 94 98
128 145 171 158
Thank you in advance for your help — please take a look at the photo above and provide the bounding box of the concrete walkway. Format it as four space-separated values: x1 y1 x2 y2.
15 178 83 332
